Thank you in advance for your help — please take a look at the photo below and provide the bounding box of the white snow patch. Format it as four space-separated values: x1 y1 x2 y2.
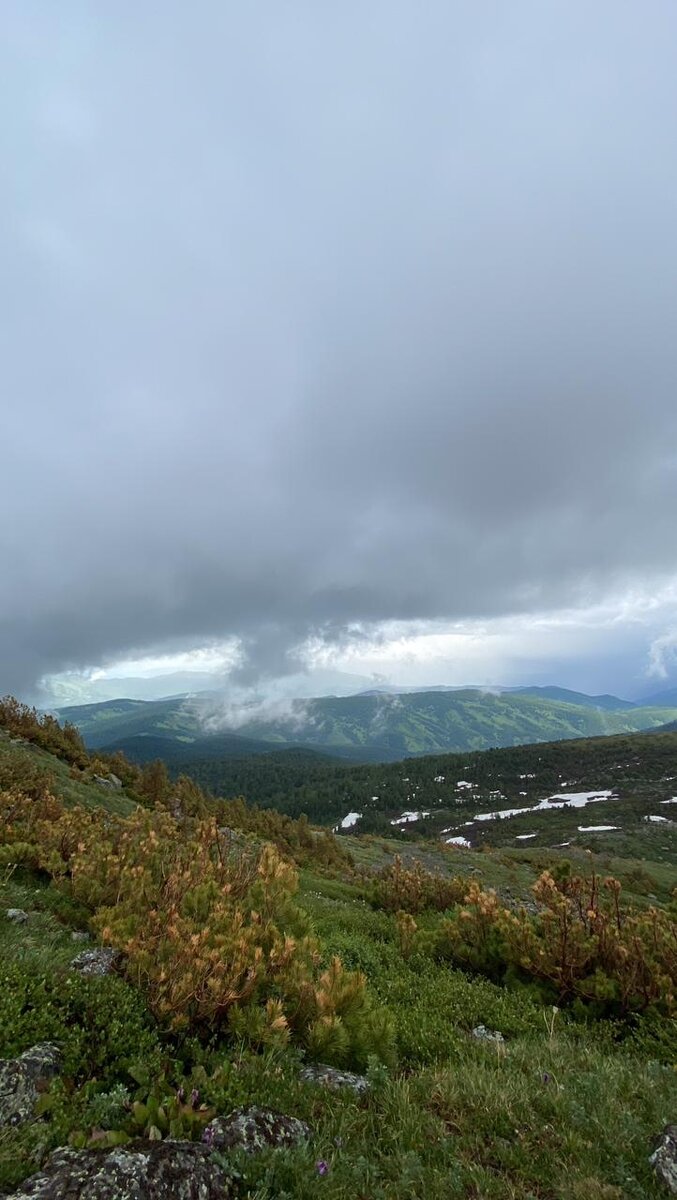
645 815 670 823
516 833 537 840
578 825 619 832
391 810 430 826
660 797 677 805
338 812 361 829
446 836 472 848
456 780 475 789
472 790 614 824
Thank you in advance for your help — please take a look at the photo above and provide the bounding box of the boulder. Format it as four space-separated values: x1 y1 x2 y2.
203 1105 311 1154
0 1043 61 1127
471 1024 505 1045
5 909 28 924
7 1142 237 1199
70 948 120 977
650 1125 677 1194
92 776 117 791
299 1063 369 1095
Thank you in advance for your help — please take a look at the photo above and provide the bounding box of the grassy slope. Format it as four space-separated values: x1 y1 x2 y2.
0 729 135 815
2 732 676 1197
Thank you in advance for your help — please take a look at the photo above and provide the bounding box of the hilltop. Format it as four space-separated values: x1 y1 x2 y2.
1 698 676 1198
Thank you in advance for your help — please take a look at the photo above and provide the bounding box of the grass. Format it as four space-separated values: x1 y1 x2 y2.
1 733 676 1197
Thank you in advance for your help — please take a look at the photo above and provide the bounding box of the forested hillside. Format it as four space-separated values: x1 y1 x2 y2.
60 688 677 761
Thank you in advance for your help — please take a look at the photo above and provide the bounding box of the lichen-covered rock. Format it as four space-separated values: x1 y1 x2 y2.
299 1063 369 1094
0 1043 61 1127
70 948 120 977
5 909 29 924
8 1142 237 1199
92 774 122 791
203 1106 311 1154
471 1024 505 1045
71 930 90 943
650 1125 677 1194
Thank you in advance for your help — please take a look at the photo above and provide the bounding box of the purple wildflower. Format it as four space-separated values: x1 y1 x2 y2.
176 1086 186 1103
190 1088 200 1107
542 1072 551 1085
202 1125 215 1147
316 1160 329 1176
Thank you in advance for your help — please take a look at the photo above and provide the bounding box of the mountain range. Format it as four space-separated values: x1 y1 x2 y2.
57 685 677 764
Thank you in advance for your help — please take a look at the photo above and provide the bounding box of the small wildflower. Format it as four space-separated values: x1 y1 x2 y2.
202 1125 215 1147
316 1160 329 1176
542 1072 551 1085
334 1136 343 1148
190 1088 200 1107
176 1086 186 1103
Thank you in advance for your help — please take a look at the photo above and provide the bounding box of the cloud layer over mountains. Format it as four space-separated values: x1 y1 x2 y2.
3 2 677 698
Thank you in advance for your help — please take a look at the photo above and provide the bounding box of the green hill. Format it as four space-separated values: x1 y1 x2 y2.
2 699 677 1197
59 688 677 762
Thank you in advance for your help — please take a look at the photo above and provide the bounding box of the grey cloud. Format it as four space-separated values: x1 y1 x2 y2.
2 0 677 698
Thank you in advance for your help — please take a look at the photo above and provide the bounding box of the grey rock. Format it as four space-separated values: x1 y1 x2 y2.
0 1043 61 1127
71 948 120 977
71 931 90 943
92 775 117 790
203 1105 311 1154
107 774 123 789
471 1024 505 1045
8 1142 237 1199
5 909 29 924
299 1063 369 1094
650 1125 677 1194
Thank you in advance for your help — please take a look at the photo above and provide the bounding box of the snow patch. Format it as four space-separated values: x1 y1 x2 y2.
338 812 361 829
390 810 430 825
472 790 614 824
578 825 619 832
446 836 472 848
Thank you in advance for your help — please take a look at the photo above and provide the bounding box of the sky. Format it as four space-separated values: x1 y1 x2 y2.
3 1 677 707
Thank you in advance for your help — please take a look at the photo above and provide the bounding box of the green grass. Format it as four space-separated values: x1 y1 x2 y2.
0 731 135 815
1 730 676 1197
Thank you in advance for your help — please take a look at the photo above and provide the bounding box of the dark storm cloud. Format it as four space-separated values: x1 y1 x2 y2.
2 0 677 697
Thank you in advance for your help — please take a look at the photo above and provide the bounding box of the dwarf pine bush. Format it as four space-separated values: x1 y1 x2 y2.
0 786 394 1067
432 870 677 1017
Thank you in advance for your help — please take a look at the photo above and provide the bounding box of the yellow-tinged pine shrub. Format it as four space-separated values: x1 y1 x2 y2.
0 786 394 1066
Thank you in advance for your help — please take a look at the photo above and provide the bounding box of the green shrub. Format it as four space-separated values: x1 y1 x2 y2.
0 961 164 1084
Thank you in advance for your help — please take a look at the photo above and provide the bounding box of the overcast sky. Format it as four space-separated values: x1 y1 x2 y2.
3 1 677 705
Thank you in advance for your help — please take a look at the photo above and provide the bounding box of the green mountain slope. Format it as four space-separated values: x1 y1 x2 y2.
60 689 677 762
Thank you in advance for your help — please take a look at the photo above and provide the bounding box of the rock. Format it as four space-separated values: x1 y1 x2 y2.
107 774 123 789
70 931 90 943
650 1125 677 1194
203 1105 311 1154
7 1142 237 1199
0 1043 61 1127
299 1063 369 1094
5 909 29 924
471 1024 505 1045
70 948 120 977
92 775 117 790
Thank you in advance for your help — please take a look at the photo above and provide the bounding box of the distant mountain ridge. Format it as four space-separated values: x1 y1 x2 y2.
58 686 677 764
